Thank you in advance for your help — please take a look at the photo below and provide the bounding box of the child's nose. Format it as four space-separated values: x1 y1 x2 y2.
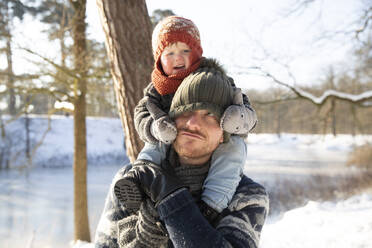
174 53 184 61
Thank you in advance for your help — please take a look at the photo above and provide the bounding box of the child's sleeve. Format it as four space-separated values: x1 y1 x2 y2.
202 135 247 213
134 83 170 144
137 142 168 165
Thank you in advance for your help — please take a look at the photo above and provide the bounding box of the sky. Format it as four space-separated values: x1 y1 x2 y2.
1 0 363 91
89 0 362 90
143 0 362 90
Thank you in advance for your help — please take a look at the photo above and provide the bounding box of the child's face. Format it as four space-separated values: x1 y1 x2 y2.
160 42 192 76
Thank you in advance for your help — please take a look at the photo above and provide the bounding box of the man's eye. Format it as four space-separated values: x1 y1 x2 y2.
182 111 192 117
206 112 214 117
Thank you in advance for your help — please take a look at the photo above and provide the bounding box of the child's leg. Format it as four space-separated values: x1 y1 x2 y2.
137 142 168 164
116 142 168 213
202 135 247 213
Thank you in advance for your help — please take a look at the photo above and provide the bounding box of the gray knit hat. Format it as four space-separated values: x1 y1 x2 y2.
169 64 234 141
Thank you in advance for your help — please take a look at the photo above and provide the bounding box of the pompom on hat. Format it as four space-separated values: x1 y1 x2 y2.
151 16 204 96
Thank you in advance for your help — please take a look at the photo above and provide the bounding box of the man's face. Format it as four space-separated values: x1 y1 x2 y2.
173 109 223 165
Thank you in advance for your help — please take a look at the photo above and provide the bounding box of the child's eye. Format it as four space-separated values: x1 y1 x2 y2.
183 49 191 53
166 52 174 56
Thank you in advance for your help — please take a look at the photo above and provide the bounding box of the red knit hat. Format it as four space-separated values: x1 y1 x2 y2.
151 16 203 95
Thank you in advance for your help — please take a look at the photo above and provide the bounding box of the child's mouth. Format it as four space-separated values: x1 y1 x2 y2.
174 65 185 70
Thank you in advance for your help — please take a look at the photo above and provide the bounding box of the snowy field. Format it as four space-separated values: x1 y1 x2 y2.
1 115 372 248
260 193 372 248
0 115 128 168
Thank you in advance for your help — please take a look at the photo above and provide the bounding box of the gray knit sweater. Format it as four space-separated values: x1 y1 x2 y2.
94 149 269 248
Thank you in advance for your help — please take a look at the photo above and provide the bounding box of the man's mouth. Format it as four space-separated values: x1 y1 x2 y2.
179 130 205 140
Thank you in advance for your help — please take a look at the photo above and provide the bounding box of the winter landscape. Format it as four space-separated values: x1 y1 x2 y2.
1 0 371 247
1 116 371 248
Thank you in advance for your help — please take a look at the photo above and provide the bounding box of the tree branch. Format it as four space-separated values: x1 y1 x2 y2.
255 67 372 107
20 47 80 80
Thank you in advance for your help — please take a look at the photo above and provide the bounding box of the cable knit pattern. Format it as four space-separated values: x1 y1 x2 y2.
117 199 168 248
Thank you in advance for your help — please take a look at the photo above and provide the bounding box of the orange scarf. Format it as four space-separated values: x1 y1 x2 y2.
151 57 201 96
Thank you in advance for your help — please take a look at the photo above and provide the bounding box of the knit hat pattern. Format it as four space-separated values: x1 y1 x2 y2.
152 16 203 61
151 16 203 96
169 66 234 122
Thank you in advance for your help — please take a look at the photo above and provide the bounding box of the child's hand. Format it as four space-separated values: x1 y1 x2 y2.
220 88 257 135
220 105 256 135
151 116 177 144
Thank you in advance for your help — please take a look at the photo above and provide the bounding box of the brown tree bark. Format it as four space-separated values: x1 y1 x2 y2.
69 0 90 242
96 0 153 162
3 2 16 115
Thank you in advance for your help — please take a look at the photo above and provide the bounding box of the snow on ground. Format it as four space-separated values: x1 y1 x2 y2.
260 193 372 248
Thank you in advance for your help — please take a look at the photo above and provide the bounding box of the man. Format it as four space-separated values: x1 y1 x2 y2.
95 64 269 248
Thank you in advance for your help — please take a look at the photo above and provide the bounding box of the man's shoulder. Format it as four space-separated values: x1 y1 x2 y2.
236 175 267 197
227 175 269 212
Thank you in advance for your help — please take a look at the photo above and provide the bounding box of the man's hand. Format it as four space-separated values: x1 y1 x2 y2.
151 116 177 144
114 162 186 213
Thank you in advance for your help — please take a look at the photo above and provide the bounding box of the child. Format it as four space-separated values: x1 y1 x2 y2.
117 16 257 218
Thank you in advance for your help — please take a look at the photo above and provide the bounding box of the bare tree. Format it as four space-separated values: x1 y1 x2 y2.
0 1 36 115
69 0 90 242
96 0 153 162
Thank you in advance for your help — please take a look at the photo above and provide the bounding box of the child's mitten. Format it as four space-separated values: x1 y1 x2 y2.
146 98 178 144
220 88 257 135
151 116 177 144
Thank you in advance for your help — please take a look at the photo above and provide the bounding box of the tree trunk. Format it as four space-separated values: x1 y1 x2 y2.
70 0 90 242
96 0 153 162
331 98 337 136
276 104 281 138
4 2 16 115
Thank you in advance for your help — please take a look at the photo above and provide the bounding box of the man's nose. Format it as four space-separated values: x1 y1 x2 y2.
186 113 201 129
